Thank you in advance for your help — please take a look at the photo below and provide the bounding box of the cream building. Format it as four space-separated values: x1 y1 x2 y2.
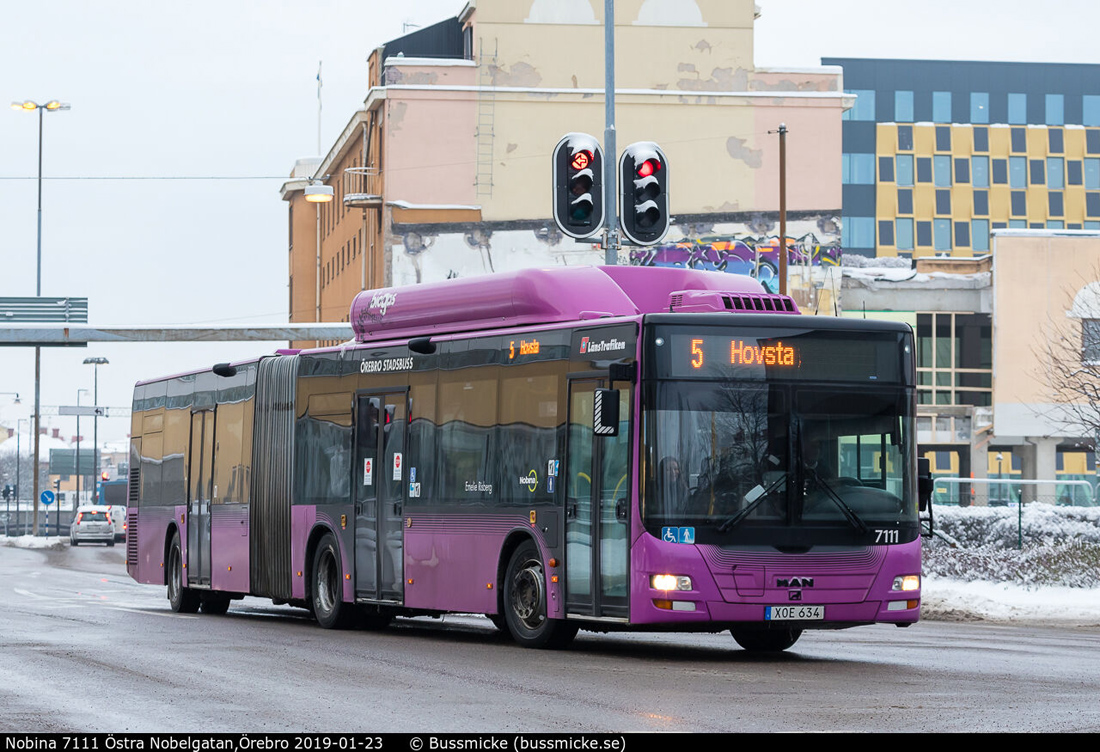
281 0 850 344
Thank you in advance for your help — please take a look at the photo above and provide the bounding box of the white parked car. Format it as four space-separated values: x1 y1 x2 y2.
70 505 117 547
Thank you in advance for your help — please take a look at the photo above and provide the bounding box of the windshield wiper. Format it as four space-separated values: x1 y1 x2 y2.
717 472 787 533
805 469 869 533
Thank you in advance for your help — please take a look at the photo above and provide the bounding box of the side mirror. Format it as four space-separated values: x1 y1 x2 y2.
917 457 933 512
593 389 620 437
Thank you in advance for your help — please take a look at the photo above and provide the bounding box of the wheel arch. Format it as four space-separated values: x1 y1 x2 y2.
163 522 181 587
494 529 541 616
304 522 343 604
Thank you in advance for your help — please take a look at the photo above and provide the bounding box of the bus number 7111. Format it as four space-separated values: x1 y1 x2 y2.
875 529 899 544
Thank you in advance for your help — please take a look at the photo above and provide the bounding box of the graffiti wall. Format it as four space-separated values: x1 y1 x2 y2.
628 233 842 293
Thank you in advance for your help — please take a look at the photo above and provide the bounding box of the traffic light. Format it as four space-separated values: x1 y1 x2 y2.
552 132 604 240
53 478 61 492
619 141 670 246
101 471 110 482
2 485 11 501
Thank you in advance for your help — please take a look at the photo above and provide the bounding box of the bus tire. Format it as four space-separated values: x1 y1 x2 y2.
312 532 352 629
167 531 200 614
730 627 802 652
503 540 577 649
200 592 231 615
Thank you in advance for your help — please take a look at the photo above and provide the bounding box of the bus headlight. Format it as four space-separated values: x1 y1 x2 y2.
651 574 692 591
892 575 920 591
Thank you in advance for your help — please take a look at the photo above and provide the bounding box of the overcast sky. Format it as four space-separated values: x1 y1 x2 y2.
2 0 1099 446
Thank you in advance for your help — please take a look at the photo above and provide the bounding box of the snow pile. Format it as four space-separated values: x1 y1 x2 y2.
840 255 912 269
0 535 67 549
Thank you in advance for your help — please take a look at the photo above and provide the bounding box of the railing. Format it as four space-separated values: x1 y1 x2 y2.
343 167 381 208
931 477 1097 507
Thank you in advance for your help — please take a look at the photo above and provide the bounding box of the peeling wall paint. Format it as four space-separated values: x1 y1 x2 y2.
489 60 543 88
725 136 763 168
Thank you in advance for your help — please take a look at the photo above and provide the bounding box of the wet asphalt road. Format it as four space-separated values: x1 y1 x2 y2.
2 542 1099 733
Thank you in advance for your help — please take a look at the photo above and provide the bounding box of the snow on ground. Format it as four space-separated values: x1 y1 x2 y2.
3 535 1098 626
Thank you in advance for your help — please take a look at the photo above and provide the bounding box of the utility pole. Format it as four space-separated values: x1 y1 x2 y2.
602 0 619 264
777 123 788 295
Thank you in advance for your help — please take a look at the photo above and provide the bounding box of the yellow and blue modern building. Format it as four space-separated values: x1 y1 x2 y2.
826 58 1100 258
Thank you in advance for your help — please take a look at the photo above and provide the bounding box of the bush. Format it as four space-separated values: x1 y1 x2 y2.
923 505 1100 588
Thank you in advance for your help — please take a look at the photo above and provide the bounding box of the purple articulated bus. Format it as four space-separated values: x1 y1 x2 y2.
126 266 928 651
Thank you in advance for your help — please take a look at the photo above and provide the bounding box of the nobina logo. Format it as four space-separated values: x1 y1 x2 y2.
370 292 397 315
520 470 539 492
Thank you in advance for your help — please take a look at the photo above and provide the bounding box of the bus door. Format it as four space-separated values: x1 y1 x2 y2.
187 408 215 587
353 391 407 603
564 379 630 619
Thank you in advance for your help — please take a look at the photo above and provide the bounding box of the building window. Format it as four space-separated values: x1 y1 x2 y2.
1010 157 1027 188
1011 191 1027 216
954 158 970 184
972 156 989 188
1046 94 1064 125
898 188 914 214
897 125 914 151
992 159 1008 184
895 91 914 122
842 217 875 248
896 155 914 186
933 92 952 123
1085 96 1100 127
1048 157 1064 189
973 190 989 216
973 126 989 152
934 219 951 250
917 221 932 247
972 219 990 252
934 155 952 187
916 312 993 407
1088 193 1100 218
954 221 970 247
845 89 876 121
1086 158 1100 189
897 218 914 251
1008 93 1027 124
1068 160 1083 186
935 126 951 151
843 153 875 184
878 156 895 182
1088 130 1100 154
1030 159 1045 186
1049 128 1064 154
935 189 952 215
878 220 895 246
971 93 989 124
1011 127 1027 153
1083 320 1100 364
917 157 933 183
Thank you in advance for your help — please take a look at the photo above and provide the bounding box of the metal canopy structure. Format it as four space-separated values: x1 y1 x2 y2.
0 323 354 347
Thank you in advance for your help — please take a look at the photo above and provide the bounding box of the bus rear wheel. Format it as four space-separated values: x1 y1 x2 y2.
731 627 802 652
503 540 577 649
167 531 200 614
312 532 353 629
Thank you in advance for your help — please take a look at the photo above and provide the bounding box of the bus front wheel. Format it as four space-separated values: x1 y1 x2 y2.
503 540 577 649
167 531 200 614
731 627 802 652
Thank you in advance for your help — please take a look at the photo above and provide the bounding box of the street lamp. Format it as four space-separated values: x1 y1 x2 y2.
82 357 109 481
12 98 70 535
305 178 334 325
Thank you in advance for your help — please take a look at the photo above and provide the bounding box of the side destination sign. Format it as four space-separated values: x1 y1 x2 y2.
360 356 415 374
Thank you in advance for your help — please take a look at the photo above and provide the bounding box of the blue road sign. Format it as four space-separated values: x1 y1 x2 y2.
40 490 55 506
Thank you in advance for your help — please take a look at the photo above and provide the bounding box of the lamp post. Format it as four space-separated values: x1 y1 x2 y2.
304 180 334 326
1 395 19 534
82 357 109 481
12 98 70 535
75 388 90 509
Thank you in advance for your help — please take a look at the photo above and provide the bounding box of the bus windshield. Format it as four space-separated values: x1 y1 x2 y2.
643 324 918 547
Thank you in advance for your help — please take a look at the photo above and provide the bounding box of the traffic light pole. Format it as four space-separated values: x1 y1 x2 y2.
602 0 620 264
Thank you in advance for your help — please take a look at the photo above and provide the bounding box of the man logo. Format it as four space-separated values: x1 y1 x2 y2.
777 577 814 588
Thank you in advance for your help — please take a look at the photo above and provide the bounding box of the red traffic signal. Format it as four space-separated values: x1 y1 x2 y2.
552 132 604 240
619 142 669 246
